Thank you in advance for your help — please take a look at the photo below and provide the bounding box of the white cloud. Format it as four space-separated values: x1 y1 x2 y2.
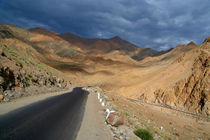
176 38 192 45
159 44 170 51
96 32 103 37
16 17 51 29
154 37 170 43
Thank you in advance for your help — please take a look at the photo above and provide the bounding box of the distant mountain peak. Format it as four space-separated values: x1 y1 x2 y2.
110 36 121 40
176 41 197 49
186 41 196 46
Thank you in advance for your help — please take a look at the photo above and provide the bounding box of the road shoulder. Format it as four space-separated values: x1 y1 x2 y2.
76 93 112 140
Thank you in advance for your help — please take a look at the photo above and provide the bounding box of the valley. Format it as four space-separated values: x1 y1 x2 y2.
0 24 209 140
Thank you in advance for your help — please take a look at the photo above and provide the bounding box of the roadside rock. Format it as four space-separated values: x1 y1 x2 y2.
3 96 9 102
108 119 142 140
106 112 127 127
4 90 14 98
0 94 3 101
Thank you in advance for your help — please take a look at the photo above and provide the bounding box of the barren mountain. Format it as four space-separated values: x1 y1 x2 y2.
59 33 167 60
100 38 209 116
0 24 137 83
1 24 209 117
0 26 71 102
1 24 210 139
59 29 210 117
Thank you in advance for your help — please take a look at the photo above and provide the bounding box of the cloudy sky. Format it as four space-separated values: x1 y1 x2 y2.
0 0 209 50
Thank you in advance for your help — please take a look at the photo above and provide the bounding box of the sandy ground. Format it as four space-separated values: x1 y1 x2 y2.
107 93 210 140
0 88 74 115
77 93 112 140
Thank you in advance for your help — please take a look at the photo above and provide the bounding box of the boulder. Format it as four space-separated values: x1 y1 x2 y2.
4 90 14 97
3 96 9 102
0 94 3 101
57 83 62 88
106 112 127 127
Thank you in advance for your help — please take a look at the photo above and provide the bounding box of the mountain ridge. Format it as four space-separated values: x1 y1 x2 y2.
1 24 209 117
59 32 167 60
28 27 173 61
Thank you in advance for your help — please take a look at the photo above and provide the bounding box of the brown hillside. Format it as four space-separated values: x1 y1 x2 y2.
1 24 209 117
98 38 210 116
1 24 210 139
59 33 165 60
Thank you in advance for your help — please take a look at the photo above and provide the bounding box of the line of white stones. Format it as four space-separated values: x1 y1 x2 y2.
97 91 115 121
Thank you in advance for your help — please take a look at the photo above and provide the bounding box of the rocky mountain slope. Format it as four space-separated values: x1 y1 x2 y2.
101 38 209 116
0 25 71 102
0 24 140 88
153 41 209 116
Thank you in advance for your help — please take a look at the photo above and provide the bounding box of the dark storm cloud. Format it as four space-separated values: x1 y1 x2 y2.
0 0 209 50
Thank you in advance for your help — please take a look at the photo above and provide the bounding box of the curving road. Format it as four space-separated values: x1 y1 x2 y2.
0 87 89 140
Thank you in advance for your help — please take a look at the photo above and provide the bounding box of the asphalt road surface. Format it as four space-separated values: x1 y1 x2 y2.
0 87 89 140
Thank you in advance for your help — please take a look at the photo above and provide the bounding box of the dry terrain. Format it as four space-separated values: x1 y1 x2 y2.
0 24 209 139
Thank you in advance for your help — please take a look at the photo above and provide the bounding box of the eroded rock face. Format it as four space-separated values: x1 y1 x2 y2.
0 30 14 39
184 50 210 115
0 66 15 91
0 25 15 39
106 112 127 127
154 46 210 116
0 51 70 102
